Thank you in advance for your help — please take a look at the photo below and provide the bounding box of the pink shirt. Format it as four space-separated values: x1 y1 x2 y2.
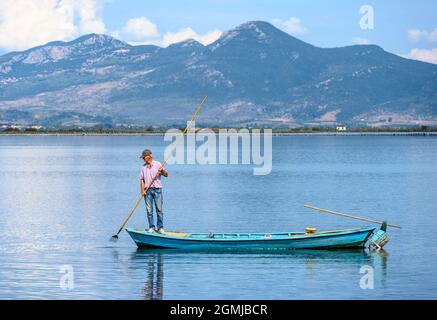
140 160 163 189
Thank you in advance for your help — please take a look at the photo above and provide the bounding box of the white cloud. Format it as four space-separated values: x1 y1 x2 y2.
161 28 222 46
408 29 427 41
405 48 437 64
0 0 105 51
78 0 105 34
408 28 437 43
271 17 308 35
121 17 159 40
125 27 222 47
352 37 370 45
0 0 220 52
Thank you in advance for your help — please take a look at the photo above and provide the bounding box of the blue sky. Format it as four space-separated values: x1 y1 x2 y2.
0 0 436 63
102 0 437 49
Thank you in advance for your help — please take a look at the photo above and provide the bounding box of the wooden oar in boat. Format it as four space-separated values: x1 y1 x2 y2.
110 96 208 241
304 204 402 229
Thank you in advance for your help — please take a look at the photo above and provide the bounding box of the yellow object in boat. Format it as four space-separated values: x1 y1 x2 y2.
306 227 317 234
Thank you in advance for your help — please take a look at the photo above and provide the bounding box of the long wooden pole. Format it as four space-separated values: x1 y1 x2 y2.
111 96 208 240
303 204 401 229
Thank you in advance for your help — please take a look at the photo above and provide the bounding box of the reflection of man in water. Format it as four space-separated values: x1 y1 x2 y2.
143 253 163 300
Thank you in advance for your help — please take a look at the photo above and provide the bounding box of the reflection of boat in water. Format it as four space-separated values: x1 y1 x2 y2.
126 247 388 299
126 227 375 250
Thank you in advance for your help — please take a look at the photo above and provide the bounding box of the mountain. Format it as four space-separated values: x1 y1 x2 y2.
1 21 437 128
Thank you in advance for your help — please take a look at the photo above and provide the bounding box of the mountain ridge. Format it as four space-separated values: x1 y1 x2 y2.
1 20 436 128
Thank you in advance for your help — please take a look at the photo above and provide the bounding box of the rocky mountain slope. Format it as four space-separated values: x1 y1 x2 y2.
1 21 436 128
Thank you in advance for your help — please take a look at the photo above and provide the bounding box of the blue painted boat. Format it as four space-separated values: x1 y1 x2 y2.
126 227 376 250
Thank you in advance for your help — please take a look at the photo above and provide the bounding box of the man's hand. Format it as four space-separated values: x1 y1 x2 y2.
159 166 168 177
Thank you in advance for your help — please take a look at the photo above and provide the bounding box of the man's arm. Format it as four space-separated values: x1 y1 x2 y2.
159 167 168 177
140 179 145 196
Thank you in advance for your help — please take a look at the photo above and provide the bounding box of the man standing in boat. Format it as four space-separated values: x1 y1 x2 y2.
140 149 168 234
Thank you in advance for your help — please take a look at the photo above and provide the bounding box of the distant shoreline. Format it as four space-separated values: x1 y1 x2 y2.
1 131 436 137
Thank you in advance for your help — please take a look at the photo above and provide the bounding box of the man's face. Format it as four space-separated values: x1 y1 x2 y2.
144 155 153 165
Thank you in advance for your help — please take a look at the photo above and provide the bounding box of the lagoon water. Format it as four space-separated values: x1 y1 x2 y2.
0 135 436 299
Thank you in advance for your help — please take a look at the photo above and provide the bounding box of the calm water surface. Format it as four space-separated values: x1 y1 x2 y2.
0 135 436 299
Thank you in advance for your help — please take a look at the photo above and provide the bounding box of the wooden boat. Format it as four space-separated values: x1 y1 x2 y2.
126 227 375 250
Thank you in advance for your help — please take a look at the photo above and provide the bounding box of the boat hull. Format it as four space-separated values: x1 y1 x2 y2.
126 227 375 250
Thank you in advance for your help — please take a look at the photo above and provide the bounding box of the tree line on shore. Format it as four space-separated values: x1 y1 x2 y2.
1 125 437 134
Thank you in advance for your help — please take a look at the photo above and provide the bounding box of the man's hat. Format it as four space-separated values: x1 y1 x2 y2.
140 149 152 159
